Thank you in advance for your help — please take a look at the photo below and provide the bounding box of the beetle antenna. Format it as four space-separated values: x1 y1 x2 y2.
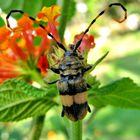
73 3 127 52
6 10 66 52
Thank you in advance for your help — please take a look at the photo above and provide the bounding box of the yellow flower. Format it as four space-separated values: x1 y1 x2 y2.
37 5 61 25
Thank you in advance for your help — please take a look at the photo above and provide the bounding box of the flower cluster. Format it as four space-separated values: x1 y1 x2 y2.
0 6 61 83
0 5 95 83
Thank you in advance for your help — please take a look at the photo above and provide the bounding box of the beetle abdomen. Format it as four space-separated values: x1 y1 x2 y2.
62 102 89 121
57 76 90 121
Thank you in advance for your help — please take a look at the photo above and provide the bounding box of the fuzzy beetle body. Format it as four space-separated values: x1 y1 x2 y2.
57 51 91 121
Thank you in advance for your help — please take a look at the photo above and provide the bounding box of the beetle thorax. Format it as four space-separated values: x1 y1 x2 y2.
58 51 84 78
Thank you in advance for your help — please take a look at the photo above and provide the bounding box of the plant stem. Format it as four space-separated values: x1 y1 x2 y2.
70 120 82 140
58 0 72 41
29 115 45 140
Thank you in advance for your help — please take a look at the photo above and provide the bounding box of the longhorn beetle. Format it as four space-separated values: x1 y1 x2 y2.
6 3 127 121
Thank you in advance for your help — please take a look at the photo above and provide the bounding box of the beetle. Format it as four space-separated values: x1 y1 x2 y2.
6 3 127 121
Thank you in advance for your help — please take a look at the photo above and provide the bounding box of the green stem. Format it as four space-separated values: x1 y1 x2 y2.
70 120 82 140
29 115 45 140
58 0 72 41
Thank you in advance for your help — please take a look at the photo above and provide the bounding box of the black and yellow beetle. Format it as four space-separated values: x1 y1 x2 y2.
6 3 127 121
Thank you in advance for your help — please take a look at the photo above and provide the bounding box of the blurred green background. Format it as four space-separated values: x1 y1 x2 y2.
0 0 140 139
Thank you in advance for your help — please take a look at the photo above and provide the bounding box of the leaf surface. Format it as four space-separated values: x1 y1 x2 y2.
0 79 58 121
89 78 140 109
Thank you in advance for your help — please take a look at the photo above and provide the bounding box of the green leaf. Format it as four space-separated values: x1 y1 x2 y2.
23 0 42 16
0 0 13 10
42 0 57 7
88 78 140 109
67 0 76 21
58 0 76 41
0 78 57 97
33 36 43 46
0 96 57 121
1 0 42 16
0 17 5 27
0 79 58 121
4 0 24 13
90 51 109 71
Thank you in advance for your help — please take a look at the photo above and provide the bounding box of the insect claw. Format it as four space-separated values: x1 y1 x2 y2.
47 80 59 84
87 83 91 88
61 109 65 117
88 105 91 112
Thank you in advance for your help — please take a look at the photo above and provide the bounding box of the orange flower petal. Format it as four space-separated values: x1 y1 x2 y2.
48 22 60 41
35 27 47 36
22 31 35 54
17 15 33 30
0 54 16 65
37 13 46 19
74 32 95 52
0 54 20 83
10 41 27 61
37 55 48 74
0 72 18 78
0 26 11 42
0 40 9 51
37 36 50 57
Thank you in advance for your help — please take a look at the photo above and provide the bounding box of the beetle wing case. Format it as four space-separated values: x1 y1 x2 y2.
58 78 90 121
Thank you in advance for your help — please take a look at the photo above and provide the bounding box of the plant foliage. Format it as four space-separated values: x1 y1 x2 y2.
0 79 57 121
89 78 140 109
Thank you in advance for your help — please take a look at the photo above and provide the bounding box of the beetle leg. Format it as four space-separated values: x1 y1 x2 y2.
83 65 92 73
61 108 65 117
87 83 91 88
50 67 60 74
88 105 91 112
47 80 59 84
